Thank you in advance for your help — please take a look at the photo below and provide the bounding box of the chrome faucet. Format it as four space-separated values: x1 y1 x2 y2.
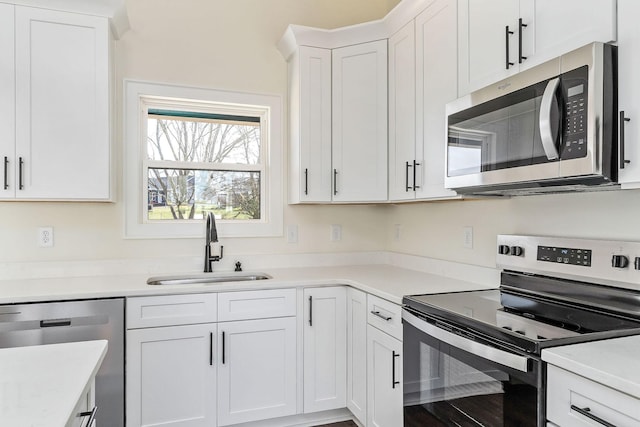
204 212 223 272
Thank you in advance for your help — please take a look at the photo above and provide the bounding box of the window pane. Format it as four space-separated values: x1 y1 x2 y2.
147 115 261 164
148 168 261 220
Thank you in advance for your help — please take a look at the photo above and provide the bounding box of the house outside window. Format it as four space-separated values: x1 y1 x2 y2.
124 81 283 239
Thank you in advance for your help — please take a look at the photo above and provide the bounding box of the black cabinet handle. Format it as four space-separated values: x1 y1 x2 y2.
392 351 400 389
221 331 226 364
304 168 309 195
308 295 313 326
209 332 213 366
79 406 98 427
570 405 616 427
413 160 420 190
3 156 8 190
620 111 631 169
518 18 527 64
333 169 338 195
405 161 412 192
371 310 392 321
505 26 514 69
18 157 24 190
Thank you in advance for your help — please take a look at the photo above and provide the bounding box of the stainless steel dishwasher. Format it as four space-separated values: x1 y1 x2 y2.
0 298 125 427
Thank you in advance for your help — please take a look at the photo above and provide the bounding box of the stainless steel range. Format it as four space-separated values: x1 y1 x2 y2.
402 235 640 427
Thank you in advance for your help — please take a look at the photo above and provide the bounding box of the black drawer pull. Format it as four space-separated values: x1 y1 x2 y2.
571 405 616 427
371 310 392 321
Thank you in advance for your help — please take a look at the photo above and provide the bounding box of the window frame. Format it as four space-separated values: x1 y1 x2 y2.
124 80 283 239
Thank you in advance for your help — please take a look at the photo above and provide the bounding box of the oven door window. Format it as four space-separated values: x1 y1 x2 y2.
403 321 540 427
447 80 551 178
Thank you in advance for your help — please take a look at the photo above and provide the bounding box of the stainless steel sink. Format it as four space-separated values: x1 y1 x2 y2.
147 273 272 286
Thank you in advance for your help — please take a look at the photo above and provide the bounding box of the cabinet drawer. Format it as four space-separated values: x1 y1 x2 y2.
547 365 640 427
367 294 402 341
218 289 296 321
127 293 217 328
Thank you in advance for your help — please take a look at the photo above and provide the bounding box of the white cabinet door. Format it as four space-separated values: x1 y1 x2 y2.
14 7 110 200
367 324 403 427
332 40 388 202
303 286 347 413
415 0 459 200
388 21 417 201
217 317 297 426
0 4 14 200
458 0 519 95
126 324 216 427
617 0 640 186
346 288 367 424
458 0 617 96
289 46 332 203
522 0 616 70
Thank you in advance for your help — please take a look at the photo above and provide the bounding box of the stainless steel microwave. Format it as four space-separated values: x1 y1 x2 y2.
445 42 617 195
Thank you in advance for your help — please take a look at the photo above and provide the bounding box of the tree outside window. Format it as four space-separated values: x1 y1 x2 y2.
145 109 263 221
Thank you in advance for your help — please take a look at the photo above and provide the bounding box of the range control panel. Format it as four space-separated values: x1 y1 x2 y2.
537 246 592 267
497 235 640 288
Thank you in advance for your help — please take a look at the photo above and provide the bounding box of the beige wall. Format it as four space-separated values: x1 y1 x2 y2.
385 189 640 268
0 0 396 263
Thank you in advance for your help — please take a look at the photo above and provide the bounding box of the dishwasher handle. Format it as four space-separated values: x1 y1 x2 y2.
40 318 72 328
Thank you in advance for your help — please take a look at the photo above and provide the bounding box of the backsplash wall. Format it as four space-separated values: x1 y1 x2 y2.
386 189 640 268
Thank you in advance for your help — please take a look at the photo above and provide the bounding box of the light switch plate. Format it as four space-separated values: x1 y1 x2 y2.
463 226 473 249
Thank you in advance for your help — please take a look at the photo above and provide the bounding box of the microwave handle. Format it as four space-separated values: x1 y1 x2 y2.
402 309 530 373
539 77 561 160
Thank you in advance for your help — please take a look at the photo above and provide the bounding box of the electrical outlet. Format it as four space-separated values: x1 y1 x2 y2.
38 227 54 248
286 225 298 243
463 226 473 249
330 224 342 241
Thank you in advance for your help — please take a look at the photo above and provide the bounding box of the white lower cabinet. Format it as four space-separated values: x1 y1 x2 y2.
127 323 217 427
547 364 640 427
303 286 347 413
347 288 367 424
127 289 297 427
367 324 403 427
217 317 297 426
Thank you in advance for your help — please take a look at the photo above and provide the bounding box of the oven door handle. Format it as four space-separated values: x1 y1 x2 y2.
402 310 531 373
539 77 561 161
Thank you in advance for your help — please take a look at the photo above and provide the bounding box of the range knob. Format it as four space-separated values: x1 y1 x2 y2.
635 257 640 271
510 246 524 257
612 255 629 269
498 245 510 255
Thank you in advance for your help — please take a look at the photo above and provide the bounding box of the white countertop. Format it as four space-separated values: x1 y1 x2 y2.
0 340 108 427
0 264 497 305
542 335 640 399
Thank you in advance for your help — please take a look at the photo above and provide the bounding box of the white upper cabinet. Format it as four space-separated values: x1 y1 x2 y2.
617 0 640 187
458 0 617 95
0 5 111 201
0 4 15 199
288 46 332 203
388 21 417 201
388 0 459 201
332 40 388 202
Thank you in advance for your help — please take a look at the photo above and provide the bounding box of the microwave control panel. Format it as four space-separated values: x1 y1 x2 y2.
561 66 588 160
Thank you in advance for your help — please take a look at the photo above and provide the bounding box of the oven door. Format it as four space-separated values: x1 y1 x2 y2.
402 309 544 427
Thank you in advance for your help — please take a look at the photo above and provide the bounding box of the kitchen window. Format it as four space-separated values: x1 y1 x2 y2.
124 81 283 238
